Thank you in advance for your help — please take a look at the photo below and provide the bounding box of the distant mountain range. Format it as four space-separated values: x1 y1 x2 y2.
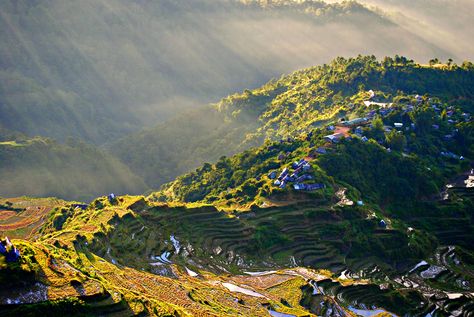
0 0 467 144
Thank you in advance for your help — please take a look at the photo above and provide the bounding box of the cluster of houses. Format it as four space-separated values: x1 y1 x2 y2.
268 159 325 191
264 92 470 196
0 237 20 262
323 92 471 151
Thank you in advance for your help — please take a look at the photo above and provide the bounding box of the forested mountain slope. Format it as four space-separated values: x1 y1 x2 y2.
112 56 474 189
0 135 146 201
151 88 473 207
0 0 460 143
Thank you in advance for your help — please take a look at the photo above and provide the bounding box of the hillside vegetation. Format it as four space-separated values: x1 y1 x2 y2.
152 95 472 206
113 56 474 189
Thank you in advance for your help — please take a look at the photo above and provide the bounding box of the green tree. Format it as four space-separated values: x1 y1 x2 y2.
440 109 447 120
461 61 474 70
429 58 440 66
447 58 453 68
386 130 407 151
371 116 385 140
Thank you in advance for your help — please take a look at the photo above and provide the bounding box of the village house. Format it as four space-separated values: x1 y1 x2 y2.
268 171 277 179
341 117 369 127
273 158 320 191
368 89 375 99
278 168 289 180
296 174 313 183
293 183 325 191
72 203 88 210
316 147 327 155
363 101 392 108
440 151 464 160
324 132 344 143
366 110 377 119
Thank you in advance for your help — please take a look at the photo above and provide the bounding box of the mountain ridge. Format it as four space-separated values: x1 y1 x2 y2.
112 56 474 191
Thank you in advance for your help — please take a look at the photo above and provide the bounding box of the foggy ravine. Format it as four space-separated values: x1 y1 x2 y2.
0 0 467 144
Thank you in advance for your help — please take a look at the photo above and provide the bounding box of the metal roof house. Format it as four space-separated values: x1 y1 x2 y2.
316 147 327 154
394 122 404 128
341 117 369 127
278 168 289 180
324 133 344 143
294 183 325 191
72 203 88 210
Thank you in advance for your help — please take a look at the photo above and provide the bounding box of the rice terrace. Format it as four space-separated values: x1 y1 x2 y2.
1 0 474 316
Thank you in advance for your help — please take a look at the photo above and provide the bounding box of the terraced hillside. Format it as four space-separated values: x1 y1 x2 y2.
0 197 66 240
88 199 433 273
0 196 413 316
1 186 472 316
